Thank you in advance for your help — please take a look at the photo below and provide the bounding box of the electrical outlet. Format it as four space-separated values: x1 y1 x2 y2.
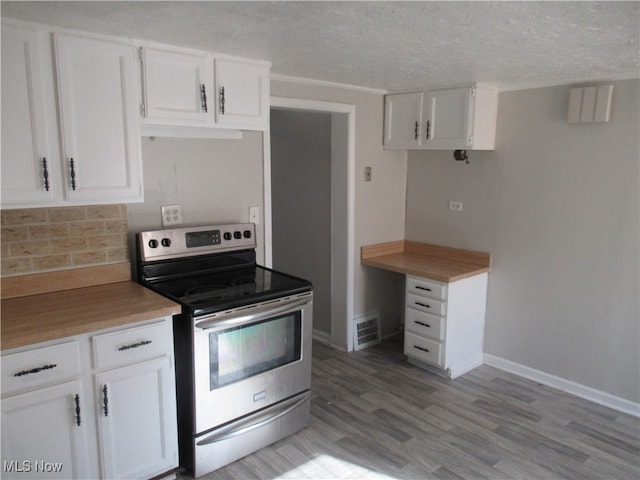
161 205 182 226
448 201 463 212
249 206 260 224
364 166 372 182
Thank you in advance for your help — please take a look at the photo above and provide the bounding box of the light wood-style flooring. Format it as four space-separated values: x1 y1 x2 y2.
189 338 640 479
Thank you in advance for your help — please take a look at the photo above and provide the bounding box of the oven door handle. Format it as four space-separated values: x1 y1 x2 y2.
196 390 310 446
194 294 311 331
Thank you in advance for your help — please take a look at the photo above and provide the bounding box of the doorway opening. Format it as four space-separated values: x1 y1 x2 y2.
265 98 355 351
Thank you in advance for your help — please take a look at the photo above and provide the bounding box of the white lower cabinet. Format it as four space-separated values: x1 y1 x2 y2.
404 273 488 378
1 379 94 479
95 358 178 479
1 317 178 479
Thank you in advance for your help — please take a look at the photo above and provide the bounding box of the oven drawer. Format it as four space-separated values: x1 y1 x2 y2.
405 309 445 341
406 293 446 316
406 275 447 300
404 332 443 367
93 320 171 370
2 340 81 397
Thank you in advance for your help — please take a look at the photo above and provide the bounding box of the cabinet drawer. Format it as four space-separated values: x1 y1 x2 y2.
406 276 447 300
406 293 446 316
93 321 171 371
404 332 443 367
2 340 81 396
405 309 445 341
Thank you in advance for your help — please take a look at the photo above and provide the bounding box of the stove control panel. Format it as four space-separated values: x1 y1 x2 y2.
138 223 256 262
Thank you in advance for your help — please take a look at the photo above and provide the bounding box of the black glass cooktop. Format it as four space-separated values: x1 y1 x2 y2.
143 265 312 317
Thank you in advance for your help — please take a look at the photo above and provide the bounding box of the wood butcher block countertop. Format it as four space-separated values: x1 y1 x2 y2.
361 240 491 283
1 263 181 350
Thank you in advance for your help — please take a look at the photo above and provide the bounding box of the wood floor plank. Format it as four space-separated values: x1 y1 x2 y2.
181 338 639 479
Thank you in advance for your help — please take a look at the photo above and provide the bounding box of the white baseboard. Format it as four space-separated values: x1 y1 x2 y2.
484 354 640 418
312 329 332 346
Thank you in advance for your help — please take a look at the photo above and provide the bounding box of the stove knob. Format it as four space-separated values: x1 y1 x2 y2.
233 231 242 239
223 232 232 241
148 239 159 248
161 238 172 247
243 230 252 239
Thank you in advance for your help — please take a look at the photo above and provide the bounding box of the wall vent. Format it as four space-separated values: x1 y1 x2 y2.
353 313 381 351
567 84 614 123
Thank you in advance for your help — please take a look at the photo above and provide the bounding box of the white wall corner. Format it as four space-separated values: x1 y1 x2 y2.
484 354 640 418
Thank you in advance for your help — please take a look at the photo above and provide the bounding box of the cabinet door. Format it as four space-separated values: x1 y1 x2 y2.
1 23 57 206
1 379 94 479
215 57 269 129
54 33 143 203
142 46 213 125
384 92 423 149
96 356 178 479
424 87 473 149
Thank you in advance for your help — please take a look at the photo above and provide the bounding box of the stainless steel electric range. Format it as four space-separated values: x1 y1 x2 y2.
136 223 313 478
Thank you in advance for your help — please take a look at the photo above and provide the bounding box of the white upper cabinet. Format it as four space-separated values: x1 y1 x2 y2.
54 33 143 204
384 85 498 151
1 23 58 206
141 45 214 126
2 21 145 209
384 92 424 149
215 57 270 130
140 44 270 132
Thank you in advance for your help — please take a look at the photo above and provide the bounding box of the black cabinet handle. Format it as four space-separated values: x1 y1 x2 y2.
219 86 225 115
14 363 57 377
200 84 208 113
415 302 431 309
74 394 81 426
42 157 50 191
414 345 430 353
416 286 432 292
414 121 419 140
69 158 76 191
415 321 431 328
117 339 152 351
102 384 109 417
426 120 431 139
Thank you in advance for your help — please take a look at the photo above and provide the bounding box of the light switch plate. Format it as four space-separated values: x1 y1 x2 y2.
161 205 182 226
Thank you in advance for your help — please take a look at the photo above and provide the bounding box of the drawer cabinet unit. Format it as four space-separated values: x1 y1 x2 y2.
1 317 178 480
92 321 178 479
404 273 488 378
1 341 95 480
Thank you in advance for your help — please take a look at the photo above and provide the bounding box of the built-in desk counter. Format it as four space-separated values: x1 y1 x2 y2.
361 240 490 282
361 241 491 379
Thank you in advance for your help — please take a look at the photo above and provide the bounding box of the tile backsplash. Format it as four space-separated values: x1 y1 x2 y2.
1 205 129 277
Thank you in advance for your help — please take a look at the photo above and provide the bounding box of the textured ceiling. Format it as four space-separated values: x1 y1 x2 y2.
2 1 639 92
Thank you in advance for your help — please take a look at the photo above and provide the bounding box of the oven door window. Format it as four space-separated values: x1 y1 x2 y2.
208 312 302 390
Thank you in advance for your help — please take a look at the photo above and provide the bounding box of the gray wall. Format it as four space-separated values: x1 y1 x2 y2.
271 109 333 335
128 133 266 265
405 79 640 403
